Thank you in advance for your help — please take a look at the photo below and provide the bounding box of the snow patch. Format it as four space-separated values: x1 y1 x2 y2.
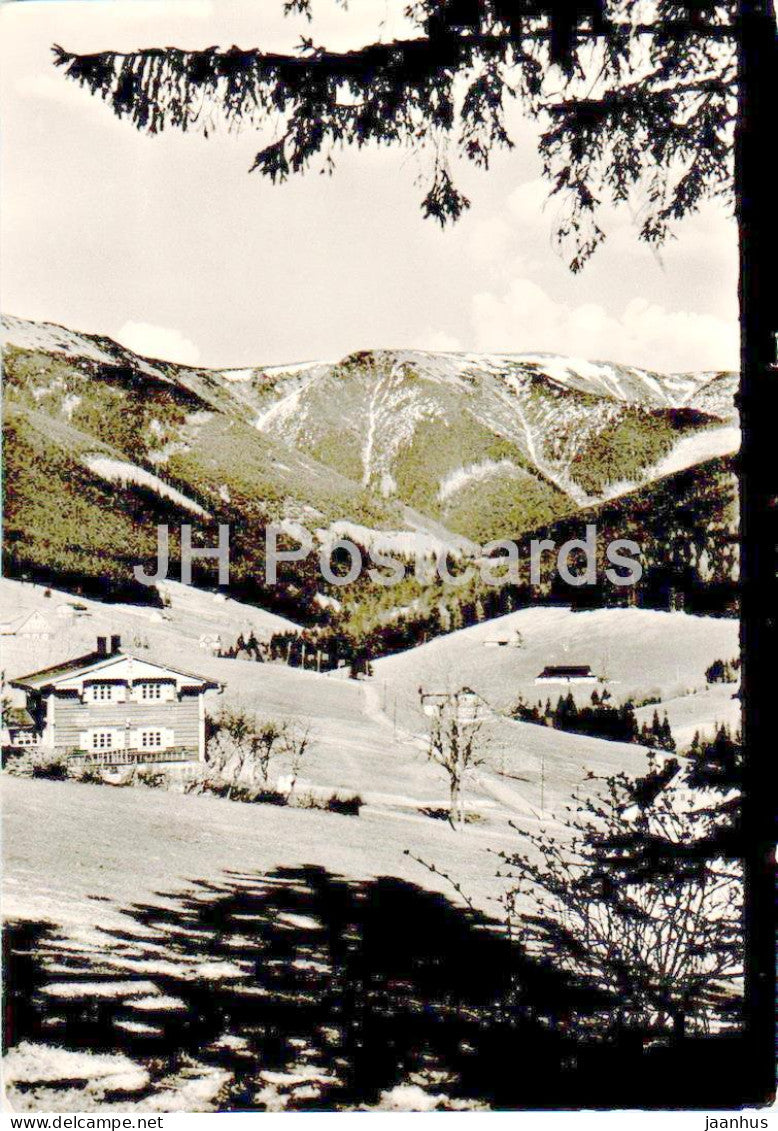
82 455 211 517
602 425 740 500
437 459 522 502
219 368 255 383
147 441 190 466
261 360 329 378
255 388 303 431
317 520 459 559
2 316 118 366
61 392 81 420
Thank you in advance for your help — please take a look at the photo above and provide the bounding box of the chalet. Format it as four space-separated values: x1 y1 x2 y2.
535 665 598 685
420 686 486 724
9 636 219 767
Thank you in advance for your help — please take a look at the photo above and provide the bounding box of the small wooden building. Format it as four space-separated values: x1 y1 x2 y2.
10 636 219 767
535 664 598 685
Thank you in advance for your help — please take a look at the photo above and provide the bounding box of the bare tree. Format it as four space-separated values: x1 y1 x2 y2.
205 706 258 797
279 718 313 797
252 718 288 786
425 694 486 830
206 707 315 800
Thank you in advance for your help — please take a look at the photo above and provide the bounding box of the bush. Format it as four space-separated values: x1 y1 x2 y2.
253 787 288 807
4 749 70 780
183 768 287 806
135 765 169 789
290 789 363 816
420 805 481 824
326 791 363 816
70 762 105 785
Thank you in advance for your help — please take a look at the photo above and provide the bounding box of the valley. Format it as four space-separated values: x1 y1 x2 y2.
2 314 741 650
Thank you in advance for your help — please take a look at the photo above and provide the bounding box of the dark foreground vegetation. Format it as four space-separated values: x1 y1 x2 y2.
3 861 749 1111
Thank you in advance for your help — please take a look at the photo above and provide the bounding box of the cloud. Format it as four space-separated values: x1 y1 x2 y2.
466 215 515 267
461 173 738 370
507 178 551 225
116 321 201 366
471 279 738 372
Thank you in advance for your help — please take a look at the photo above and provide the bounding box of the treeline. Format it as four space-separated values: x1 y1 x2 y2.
513 690 676 750
221 628 374 678
705 656 741 684
507 455 740 619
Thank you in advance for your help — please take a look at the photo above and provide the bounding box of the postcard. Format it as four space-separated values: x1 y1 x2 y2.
1 0 774 1117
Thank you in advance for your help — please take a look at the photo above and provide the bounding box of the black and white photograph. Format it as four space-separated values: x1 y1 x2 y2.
0 0 775 1116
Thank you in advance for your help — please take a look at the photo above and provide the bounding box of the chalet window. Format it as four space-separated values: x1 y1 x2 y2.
138 682 162 700
140 730 163 749
90 683 115 702
92 731 114 750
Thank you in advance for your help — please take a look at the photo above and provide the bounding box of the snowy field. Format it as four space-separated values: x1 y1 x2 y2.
374 604 740 741
1 579 742 1111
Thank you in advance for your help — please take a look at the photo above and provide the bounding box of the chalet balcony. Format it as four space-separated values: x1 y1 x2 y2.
66 747 196 767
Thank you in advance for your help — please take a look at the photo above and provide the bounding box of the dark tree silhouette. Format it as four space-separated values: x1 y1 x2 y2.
51 3 735 254
50 0 775 1093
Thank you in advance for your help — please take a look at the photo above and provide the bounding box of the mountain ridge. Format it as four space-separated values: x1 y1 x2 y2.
2 312 739 631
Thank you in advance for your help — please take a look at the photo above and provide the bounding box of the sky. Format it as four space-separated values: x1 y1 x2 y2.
0 0 739 372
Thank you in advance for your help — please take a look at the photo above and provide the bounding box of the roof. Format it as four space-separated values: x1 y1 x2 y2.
11 649 109 686
536 665 595 678
4 707 35 729
11 649 219 692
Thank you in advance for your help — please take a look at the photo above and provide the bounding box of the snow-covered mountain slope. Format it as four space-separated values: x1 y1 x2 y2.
2 314 738 622
233 348 737 539
374 605 739 728
2 317 475 619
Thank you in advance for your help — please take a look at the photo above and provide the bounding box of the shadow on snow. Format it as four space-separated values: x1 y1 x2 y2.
3 866 751 1110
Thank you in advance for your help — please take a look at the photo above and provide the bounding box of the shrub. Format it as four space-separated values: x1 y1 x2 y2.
5 749 70 780
183 766 223 795
4 750 34 776
326 791 363 816
135 766 169 789
290 789 362 816
420 806 481 824
183 769 286 806
70 762 105 785
253 787 288 807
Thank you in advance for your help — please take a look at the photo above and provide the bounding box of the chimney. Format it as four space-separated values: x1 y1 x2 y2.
96 636 108 656
111 634 121 654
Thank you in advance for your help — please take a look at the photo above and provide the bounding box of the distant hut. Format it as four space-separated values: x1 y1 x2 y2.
535 665 598 685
